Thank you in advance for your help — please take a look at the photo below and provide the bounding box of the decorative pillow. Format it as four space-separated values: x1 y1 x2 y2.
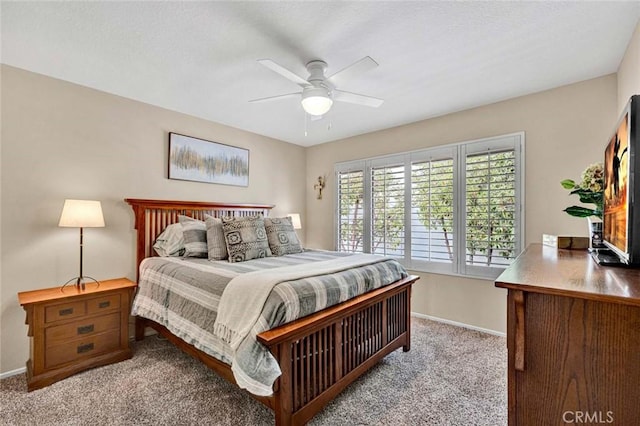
204 214 228 260
264 217 303 256
152 223 185 257
178 215 207 258
221 216 272 262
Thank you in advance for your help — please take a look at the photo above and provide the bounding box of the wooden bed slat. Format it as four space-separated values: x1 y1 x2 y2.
125 198 418 426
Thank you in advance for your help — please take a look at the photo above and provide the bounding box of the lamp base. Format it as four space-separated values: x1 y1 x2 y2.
61 276 100 292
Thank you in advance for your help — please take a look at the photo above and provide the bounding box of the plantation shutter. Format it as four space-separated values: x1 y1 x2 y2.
371 164 405 257
337 170 365 253
410 157 455 269
335 132 523 279
464 148 517 268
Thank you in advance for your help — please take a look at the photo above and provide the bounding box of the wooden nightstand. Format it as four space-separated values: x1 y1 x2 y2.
18 278 136 391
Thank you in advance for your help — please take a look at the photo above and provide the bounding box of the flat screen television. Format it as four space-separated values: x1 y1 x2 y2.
597 95 640 266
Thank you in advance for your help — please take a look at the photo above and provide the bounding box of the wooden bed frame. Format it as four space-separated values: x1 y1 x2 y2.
126 198 418 426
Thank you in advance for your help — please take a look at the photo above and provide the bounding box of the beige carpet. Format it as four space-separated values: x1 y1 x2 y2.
0 318 506 425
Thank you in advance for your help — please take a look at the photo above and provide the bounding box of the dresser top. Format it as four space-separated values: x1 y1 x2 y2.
18 278 136 306
495 244 640 306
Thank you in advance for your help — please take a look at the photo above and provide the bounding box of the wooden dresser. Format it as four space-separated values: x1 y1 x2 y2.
495 244 640 425
18 278 136 391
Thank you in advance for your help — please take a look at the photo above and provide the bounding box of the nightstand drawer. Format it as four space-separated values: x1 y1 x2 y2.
46 330 120 369
45 301 86 323
87 293 120 314
45 312 120 345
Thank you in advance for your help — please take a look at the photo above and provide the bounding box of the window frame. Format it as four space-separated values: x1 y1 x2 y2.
334 132 525 280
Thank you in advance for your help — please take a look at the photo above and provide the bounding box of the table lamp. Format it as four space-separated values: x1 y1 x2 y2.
58 199 105 290
287 213 302 230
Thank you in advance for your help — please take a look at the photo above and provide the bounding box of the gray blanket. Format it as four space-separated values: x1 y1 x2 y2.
131 250 408 396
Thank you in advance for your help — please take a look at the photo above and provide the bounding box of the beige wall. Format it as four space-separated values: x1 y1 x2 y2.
617 19 640 114
0 65 306 374
306 75 618 334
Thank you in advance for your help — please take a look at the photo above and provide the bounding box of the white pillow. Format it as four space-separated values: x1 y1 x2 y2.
152 223 185 257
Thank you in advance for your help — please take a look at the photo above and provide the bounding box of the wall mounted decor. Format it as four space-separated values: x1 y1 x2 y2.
314 175 326 199
168 133 249 186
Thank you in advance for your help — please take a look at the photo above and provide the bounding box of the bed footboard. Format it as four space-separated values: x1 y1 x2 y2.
257 275 416 426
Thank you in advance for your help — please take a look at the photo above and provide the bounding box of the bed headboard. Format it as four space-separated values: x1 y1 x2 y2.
125 198 274 279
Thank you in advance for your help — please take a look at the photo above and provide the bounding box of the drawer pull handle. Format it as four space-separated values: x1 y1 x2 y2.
59 308 73 316
77 343 94 354
77 324 94 335
98 301 110 309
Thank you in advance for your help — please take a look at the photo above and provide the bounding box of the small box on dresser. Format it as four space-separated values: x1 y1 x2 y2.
18 278 136 391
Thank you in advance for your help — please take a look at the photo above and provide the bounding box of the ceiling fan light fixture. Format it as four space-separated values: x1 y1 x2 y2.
301 87 333 116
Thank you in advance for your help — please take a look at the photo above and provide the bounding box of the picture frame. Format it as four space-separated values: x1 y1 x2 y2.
168 132 249 187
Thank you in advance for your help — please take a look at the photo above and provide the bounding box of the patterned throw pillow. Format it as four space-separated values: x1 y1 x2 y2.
152 223 185 257
178 215 208 258
204 215 228 260
264 217 303 256
221 216 272 263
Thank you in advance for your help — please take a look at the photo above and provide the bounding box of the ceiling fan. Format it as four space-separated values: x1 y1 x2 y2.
249 56 384 117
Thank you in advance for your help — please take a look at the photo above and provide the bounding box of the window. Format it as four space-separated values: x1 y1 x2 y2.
371 163 405 257
410 156 454 265
337 168 365 253
335 133 524 279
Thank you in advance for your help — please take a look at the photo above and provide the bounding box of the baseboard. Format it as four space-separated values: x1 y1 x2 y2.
411 312 506 337
0 366 26 380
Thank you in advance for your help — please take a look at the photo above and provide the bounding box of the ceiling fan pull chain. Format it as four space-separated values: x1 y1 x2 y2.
304 112 308 137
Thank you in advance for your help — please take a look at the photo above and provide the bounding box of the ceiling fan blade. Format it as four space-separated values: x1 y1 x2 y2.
248 92 301 103
257 59 309 87
333 90 384 108
327 56 379 86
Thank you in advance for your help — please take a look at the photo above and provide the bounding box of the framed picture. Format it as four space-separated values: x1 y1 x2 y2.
168 132 249 187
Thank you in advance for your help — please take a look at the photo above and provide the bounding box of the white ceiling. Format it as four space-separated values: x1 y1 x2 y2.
2 2 639 147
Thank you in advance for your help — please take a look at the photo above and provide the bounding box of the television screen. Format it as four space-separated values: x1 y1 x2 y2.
603 112 629 259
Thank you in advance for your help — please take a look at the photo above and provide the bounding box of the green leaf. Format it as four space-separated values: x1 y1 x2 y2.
563 206 598 217
569 189 592 197
568 189 603 205
560 179 576 189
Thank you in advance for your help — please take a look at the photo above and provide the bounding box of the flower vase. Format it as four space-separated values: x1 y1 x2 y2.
587 216 604 250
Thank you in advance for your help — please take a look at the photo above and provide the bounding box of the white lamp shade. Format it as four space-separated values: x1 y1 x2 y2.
58 199 105 228
301 86 333 116
287 213 302 230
